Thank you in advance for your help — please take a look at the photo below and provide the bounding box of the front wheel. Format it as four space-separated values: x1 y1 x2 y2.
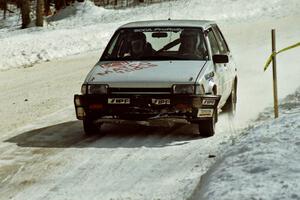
198 113 216 137
223 82 237 116
83 118 102 136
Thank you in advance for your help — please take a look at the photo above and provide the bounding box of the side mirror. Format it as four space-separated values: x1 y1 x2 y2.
213 55 229 64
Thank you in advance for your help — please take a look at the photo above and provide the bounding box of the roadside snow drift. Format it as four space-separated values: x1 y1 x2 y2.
197 89 300 200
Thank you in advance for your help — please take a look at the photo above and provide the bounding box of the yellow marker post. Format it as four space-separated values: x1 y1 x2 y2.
264 31 300 118
271 29 279 118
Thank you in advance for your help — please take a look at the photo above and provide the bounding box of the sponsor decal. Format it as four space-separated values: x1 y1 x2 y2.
205 71 214 80
98 61 158 76
152 99 171 105
108 98 130 104
133 28 183 32
202 99 215 106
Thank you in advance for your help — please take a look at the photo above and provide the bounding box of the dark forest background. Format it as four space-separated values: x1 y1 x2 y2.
0 0 173 28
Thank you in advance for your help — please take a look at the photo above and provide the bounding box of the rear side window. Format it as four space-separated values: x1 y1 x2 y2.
212 25 229 53
207 29 220 55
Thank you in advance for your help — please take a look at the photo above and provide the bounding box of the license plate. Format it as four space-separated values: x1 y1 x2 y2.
108 98 130 104
152 99 170 105
197 109 214 117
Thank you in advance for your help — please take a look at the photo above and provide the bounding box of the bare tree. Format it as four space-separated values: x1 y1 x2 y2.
55 0 66 11
36 0 44 26
4 0 7 19
20 0 30 28
44 0 51 16
0 0 7 19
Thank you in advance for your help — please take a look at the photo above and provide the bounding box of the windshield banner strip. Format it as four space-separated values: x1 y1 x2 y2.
134 28 183 32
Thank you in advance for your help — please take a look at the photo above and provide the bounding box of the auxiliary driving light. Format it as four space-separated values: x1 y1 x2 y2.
76 107 86 119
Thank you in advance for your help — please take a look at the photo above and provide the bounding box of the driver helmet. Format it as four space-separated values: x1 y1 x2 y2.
129 32 147 56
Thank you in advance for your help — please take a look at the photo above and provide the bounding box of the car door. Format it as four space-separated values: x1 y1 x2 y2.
206 28 227 105
212 25 235 97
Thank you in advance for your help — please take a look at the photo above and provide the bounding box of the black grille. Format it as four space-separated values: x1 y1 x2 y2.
109 87 171 94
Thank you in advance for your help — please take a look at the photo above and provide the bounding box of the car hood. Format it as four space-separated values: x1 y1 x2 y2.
87 60 207 87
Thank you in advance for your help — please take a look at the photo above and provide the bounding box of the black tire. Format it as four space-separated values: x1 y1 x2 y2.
223 81 237 116
83 118 102 136
198 113 216 137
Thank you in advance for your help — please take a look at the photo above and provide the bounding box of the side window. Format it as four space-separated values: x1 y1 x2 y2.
207 29 220 55
212 25 229 53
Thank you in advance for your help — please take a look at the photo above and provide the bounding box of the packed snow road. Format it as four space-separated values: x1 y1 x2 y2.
0 52 236 200
0 114 235 200
1 2 300 200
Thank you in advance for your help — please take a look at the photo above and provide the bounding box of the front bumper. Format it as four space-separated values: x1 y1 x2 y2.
74 94 220 123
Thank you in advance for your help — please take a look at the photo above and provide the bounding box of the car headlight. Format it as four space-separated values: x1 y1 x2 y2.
81 84 87 95
172 84 205 95
195 84 205 95
173 84 195 94
87 84 108 94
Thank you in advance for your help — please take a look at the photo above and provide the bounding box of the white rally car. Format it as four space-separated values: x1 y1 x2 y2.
74 20 237 137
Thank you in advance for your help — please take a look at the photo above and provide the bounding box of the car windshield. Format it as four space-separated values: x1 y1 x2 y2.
101 27 209 61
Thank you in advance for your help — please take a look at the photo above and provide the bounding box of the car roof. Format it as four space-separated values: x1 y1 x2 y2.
119 20 215 30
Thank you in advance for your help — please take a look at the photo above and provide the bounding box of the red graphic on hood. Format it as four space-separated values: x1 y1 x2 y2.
97 61 158 76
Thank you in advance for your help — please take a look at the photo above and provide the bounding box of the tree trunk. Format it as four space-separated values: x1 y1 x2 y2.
36 0 44 26
133 0 140 6
55 0 66 11
20 0 30 28
44 0 51 16
3 0 7 19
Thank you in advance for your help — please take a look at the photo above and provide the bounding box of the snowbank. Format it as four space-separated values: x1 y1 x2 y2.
0 23 113 69
198 88 300 200
1 0 300 70
0 1 117 70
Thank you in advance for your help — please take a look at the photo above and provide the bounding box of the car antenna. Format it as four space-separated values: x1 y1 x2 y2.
168 0 172 20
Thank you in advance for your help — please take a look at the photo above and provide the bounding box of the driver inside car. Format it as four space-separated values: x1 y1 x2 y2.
178 30 206 59
128 32 154 58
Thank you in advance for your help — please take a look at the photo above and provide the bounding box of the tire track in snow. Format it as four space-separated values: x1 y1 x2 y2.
0 116 233 200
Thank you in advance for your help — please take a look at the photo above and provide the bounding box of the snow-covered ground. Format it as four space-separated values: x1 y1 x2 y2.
0 0 300 199
195 88 300 200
